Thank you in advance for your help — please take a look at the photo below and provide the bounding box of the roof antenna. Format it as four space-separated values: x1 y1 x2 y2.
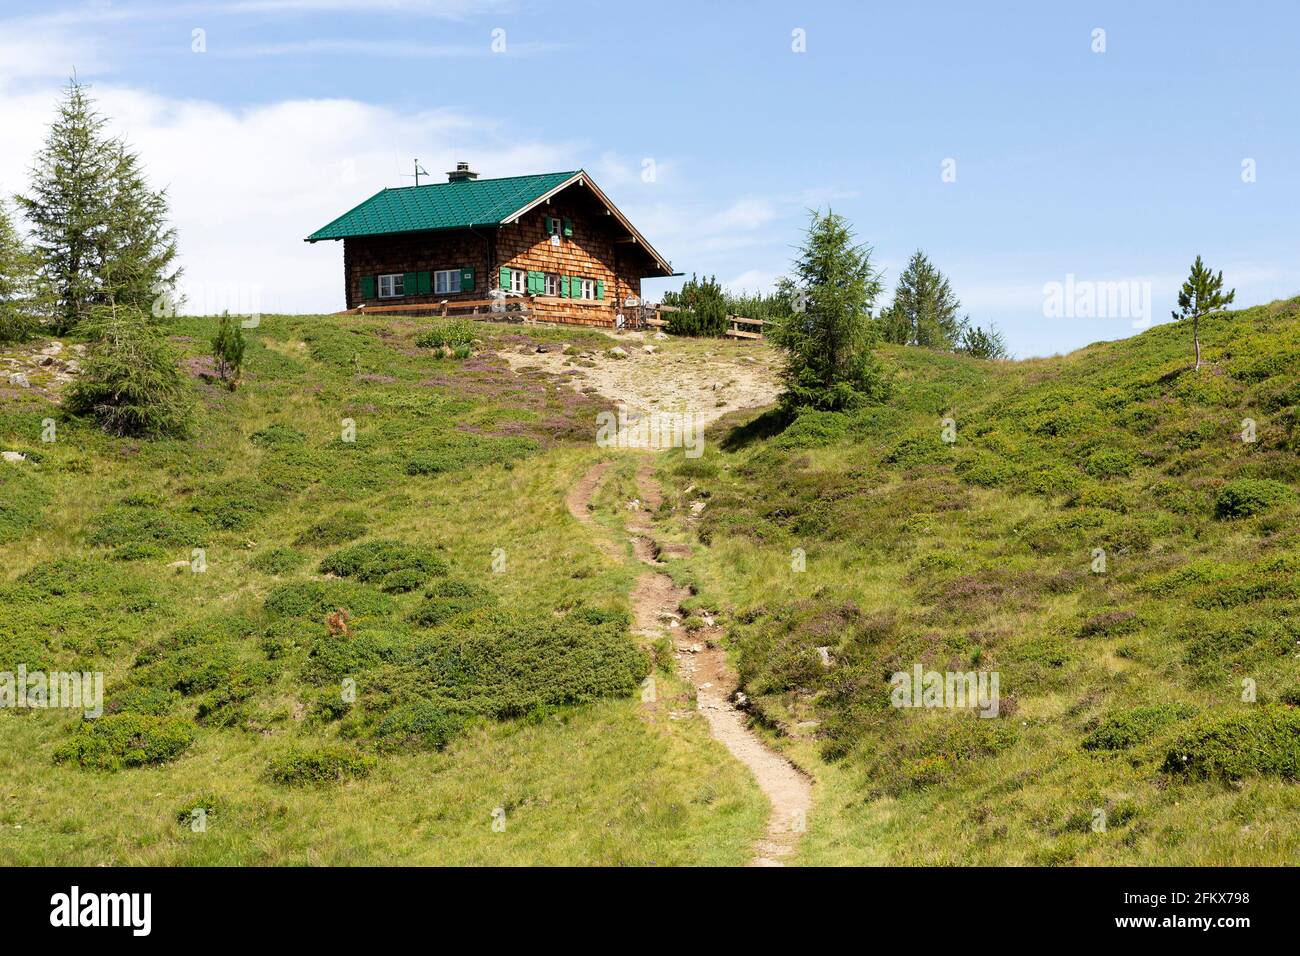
403 158 429 187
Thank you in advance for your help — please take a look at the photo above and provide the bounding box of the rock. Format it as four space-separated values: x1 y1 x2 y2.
642 345 657 354
607 346 628 359
39 356 55 367
689 500 707 515
816 646 832 667
167 560 191 570
687 643 703 654
8 372 30 388
2 451 26 464
653 331 668 340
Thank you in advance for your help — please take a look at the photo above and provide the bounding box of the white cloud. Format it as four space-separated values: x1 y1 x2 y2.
710 196 776 232
0 77 577 314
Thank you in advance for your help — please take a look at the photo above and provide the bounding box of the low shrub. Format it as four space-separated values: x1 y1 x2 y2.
1162 706 1300 780
374 701 464 750
1081 703 1196 751
264 580 395 619
266 745 375 785
1214 479 1292 519
415 318 476 352
53 714 195 770
318 539 446 584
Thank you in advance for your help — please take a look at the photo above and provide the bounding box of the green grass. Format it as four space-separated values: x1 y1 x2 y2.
650 297 1300 865
0 313 765 865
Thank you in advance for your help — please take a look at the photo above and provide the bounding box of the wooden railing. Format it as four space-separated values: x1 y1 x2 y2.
347 298 531 319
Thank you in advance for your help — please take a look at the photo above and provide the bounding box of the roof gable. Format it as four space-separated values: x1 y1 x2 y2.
306 171 579 242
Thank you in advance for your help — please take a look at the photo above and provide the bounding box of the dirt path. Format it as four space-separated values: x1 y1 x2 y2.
568 458 813 866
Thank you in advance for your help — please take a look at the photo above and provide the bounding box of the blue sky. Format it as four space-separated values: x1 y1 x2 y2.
1 0 1297 357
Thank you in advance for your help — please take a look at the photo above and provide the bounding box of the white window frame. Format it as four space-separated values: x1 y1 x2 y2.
378 273 403 298
544 273 560 296
579 278 595 300
509 269 527 294
434 269 461 295
549 217 561 236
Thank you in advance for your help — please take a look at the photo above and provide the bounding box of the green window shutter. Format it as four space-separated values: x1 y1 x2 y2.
461 267 474 291
562 218 573 237
360 275 376 300
403 272 418 296
417 271 432 295
560 275 570 298
545 216 553 234
528 271 544 294
499 266 511 290
595 280 605 301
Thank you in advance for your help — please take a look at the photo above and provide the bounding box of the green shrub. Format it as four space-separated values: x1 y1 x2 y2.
1214 479 1292 519
1162 706 1300 780
380 568 426 594
374 701 463 750
210 311 246 382
415 318 476 351
408 579 496 627
53 714 194 770
63 307 194 438
318 539 446 583
264 580 395 619
1083 448 1136 479
266 745 375 785
1082 703 1196 751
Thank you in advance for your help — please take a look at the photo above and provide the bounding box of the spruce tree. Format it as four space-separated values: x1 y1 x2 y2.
15 78 178 335
1172 255 1234 371
769 210 889 410
0 200 41 343
958 323 1009 360
211 311 246 383
881 250 965 349
64 301 193 438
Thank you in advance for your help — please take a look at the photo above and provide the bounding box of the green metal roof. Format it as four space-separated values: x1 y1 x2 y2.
306 171 579 242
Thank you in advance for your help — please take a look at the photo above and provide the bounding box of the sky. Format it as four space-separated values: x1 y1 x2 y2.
1 0 1297 358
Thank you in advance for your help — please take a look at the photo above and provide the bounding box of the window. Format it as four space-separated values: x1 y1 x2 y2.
509 269 527 294
548 217 561 236
544 273 560 296
434 269 461 294
378 274 403 298
579 278 595 300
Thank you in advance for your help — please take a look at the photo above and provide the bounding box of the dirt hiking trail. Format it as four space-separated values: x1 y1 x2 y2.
569 457 813 866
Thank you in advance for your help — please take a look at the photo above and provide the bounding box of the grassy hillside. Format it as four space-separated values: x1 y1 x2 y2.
0 315 765 865
653 297 1300 864
4 300 1298 866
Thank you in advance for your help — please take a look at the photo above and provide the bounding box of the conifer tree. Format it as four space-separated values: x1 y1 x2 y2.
769 210 889 410
15 78 179 334
881 250 965 349
0 200 41 343
1172 255 1234 371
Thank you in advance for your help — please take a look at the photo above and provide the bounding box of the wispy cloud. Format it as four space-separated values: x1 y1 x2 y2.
223 38 561 58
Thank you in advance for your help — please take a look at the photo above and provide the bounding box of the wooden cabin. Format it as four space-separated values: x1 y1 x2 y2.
306 164 676 327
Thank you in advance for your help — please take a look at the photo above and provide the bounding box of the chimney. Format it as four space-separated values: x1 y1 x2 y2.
446 161 478 183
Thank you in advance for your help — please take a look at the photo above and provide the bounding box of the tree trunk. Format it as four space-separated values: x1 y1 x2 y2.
1193 314 1202 371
